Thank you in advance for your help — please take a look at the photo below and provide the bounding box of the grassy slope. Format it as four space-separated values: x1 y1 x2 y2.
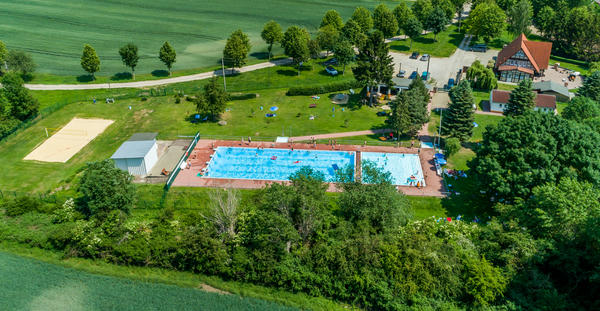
0 243 346 311
0 0 391 77
389 25 464 57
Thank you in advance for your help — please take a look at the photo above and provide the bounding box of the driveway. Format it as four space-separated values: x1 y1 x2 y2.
390 35 497 88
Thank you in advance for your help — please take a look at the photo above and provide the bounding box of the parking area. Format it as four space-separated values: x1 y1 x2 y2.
390 35 497 88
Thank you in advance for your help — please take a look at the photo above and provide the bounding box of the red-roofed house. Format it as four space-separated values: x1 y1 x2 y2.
495 34 552 83
489 89 557 113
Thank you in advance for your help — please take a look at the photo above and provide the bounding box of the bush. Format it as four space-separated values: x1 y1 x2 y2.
3 196 42 217
444 137 461 157
229 93 258 100
286 80 363 96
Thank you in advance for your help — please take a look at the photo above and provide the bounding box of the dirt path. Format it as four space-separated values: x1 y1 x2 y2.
24 58 292 91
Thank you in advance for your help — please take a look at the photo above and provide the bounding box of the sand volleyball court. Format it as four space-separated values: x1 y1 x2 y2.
24 118 114 163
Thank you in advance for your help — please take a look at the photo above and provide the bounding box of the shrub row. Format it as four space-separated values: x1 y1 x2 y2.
286 80 362 96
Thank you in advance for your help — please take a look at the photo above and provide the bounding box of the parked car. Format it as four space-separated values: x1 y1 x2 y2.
410 52 420 59
324 58 338 65
409 71 418 79
420 54 430 61
470 44 488 52
421 71 429 81
396 70 406 78
447 78 455 89
325 66 338 76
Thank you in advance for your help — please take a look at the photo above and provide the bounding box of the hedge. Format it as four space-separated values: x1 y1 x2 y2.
286 80 363 96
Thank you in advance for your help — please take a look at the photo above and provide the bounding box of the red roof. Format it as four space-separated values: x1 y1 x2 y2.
491 90 556 109
496 34 552 73
497 65 534 75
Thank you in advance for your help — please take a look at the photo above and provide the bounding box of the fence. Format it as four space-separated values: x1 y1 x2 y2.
164 132 200 191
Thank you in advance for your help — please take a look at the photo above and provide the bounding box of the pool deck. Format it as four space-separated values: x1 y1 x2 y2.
173 140 446 197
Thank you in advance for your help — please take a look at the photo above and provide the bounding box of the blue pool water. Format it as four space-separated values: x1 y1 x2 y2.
361 152 425 186
205 147 355 181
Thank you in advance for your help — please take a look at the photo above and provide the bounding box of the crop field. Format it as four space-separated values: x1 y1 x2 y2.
0 251 295 311
1 0 390 76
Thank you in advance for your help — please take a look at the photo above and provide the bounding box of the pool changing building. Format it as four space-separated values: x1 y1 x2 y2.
111 133 159 176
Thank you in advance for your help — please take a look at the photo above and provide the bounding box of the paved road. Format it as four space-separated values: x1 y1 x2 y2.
24 58 292 91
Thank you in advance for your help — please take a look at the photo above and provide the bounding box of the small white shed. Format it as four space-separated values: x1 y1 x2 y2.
111 133 158 176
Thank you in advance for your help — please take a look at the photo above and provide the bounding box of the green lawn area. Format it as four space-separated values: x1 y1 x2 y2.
472 114 503 141
446 147 475 170
0 243 347 311
1 0 386 76
389 25 464 57
407 196 446 219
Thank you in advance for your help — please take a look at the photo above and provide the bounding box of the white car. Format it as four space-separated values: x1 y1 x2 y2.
325 66 338 76
420 54 430 61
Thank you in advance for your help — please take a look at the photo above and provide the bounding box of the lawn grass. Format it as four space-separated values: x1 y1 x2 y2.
1 0 387 76
389 25 464 57
0 243 347 311
407 196 446 219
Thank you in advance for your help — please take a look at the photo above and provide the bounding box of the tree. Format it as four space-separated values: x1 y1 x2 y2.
470 111 600 201
578 71 600 101
388 88 429 136
412 0 434 25
320 10 343 30
535 6 556 38
508 0 533 36
393 2 413 34
1 73 39 120
353 31 394 96
158 41 176 75
195 76 228 121
78 159 135 219
316 25 339 56
444 137 461 156
281 26 310 75
6 50 36 77
350 7 373 33
441 80 475 141
205 189 240 241
337 161 411 234
307 39 321 60
261 20 283 60
432 0 457 20
561 96 600 121
0 40 7 73
80 44 100 79
333 39 354 75
451 0 468 31
118 43 139 79
342 19 367 48
426 6 450 41
504 79 536 116
373 4 399 38
464 256 507 306
466 60 497 90
403 17 424 50
464 1 507 43
388 94 414 137
223 29 251 73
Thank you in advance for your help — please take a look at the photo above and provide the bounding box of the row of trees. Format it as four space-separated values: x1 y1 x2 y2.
79 42 176 79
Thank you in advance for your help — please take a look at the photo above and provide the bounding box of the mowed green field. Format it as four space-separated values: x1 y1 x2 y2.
0 0 388 76
0 251 295 311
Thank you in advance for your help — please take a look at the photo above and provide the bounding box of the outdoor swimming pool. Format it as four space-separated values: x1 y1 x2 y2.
361 152 425 186
204 147 355 181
